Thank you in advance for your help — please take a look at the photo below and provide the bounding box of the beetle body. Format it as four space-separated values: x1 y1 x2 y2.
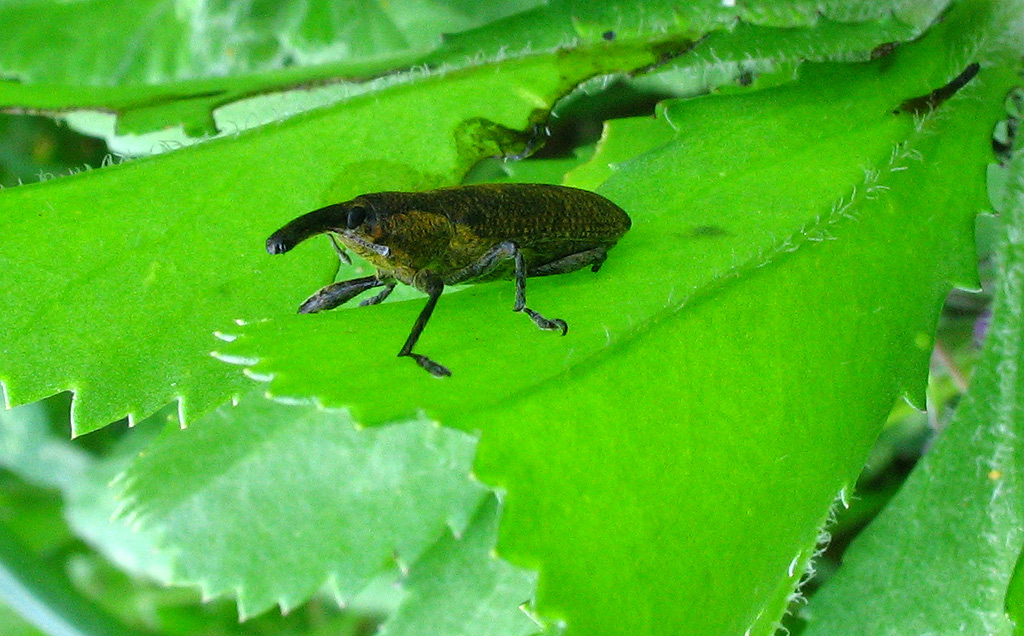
267 183 630 377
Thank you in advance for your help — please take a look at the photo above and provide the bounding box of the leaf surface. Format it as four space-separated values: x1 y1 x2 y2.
114 393 488 619
213 3 1016 633
0 40 674 435
378 494 540 636
0 394 85 491
0 603 45 636
801 76 1024 636
0 0 945 143
0 1 1017 634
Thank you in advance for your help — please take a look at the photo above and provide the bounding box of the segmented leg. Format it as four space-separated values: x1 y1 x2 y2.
445 240 571 336
442 241 517 285
298 276 382 314
329 234 352 265
398 270 450 377
513 250 567 335
528 247 608 276
359 283 396 306
397 241 604 376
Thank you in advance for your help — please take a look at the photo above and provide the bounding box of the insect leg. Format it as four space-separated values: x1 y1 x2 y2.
528 247 608 276
359 282 396 306
329 234 352 265
513 250 568 336
399 270 451 378
298 276 382 314
442 241 516 285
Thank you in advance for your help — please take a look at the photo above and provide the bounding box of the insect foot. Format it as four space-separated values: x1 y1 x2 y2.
522 308 569 336
266 183 631 377
403 353 452 378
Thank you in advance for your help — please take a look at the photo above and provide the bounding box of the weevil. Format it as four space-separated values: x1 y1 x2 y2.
266 183 631 377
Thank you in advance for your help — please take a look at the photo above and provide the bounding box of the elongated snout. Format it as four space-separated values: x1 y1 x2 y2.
266 203 350 254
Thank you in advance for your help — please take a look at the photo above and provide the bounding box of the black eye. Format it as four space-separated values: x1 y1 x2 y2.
346 205 367 229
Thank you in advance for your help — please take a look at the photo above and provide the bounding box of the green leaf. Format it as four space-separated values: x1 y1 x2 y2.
0 39 674 436
0 0 946 148
380 494 540 636
800 73 1024 636
0 0 544 86
0 4 409 137
0 477 72 557
562 109 675 190
0 394 86 491
0 517 147 636
215 30 990 426
0 391 175 582
1010 550 1024 632
0 602 46 636
1 2 1017 634
114 393 488 620
213 2 1017 634
0 398 381 636
465 146 596 187
423 0 947 66
63 416 175 584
